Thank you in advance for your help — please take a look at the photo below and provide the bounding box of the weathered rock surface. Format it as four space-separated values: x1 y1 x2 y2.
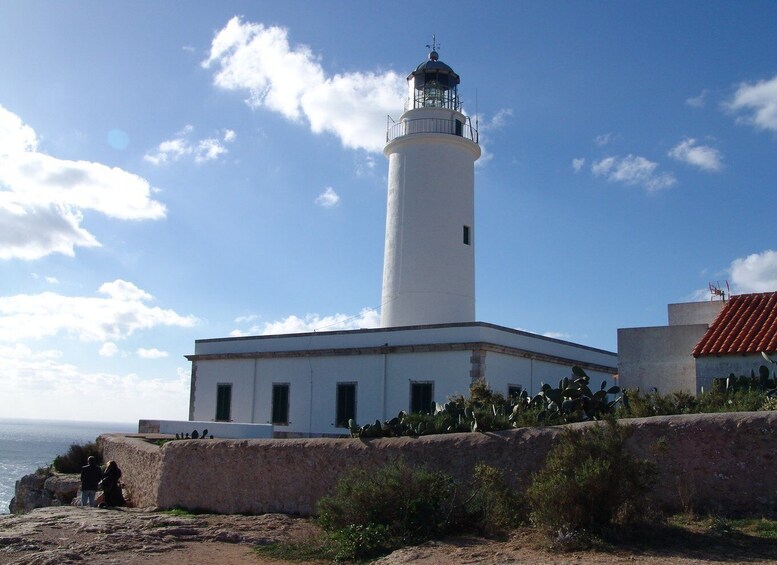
0 505 318 565
9 473 80 514
2 505 777 565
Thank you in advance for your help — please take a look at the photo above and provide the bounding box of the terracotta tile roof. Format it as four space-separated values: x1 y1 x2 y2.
693 291 777 357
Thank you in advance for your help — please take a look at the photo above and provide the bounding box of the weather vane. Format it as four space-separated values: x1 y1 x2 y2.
426 34 439 53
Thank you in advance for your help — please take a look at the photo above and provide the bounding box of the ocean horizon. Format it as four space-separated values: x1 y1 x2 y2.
0 417 136 514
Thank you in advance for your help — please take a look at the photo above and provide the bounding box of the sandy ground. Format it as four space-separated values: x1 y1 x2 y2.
1 506 776 564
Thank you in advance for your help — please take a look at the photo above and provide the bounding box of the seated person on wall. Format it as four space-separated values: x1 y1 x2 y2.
98 460 125 508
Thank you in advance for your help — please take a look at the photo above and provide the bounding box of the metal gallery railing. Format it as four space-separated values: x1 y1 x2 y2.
386 117 479 144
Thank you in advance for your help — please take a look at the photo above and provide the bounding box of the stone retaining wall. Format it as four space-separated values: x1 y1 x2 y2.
100 412 777 517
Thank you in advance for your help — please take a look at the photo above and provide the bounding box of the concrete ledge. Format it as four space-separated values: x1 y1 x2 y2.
138 419 272 439
102 412 777 517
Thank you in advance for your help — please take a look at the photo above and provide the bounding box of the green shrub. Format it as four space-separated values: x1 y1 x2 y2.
52 441 101 473
527 419 657 534
317 459 457 557
328 523 390 561
462 463 525 536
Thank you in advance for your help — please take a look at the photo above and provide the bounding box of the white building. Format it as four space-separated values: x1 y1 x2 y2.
618 291 777 394
187 48 618 437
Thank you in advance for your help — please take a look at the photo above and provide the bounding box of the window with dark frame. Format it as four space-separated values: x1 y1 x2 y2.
272 383 290 425
215 383 232 422
410 381 434 414
463 225 471 245
336 383 357 428
508 385 523 400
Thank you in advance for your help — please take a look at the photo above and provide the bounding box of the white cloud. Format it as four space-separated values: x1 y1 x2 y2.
0 105 165 260
591 154 676 192
355 153 376 177
0 345 190 421
202 17 405 153
728 74 777 132
594 133 614 146
230 307 380 336
686 288 715 302
668 138 722 172
99 342 119 357
471 108 512 165
572 158 585 172
0 279 198 342
315 186 340 208
730 250 777 293
686 90 708 108
144 125 236 165
137 347 169 359
483 108 513 129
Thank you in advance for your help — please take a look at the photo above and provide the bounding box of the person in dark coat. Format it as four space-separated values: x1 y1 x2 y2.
80 456 102 508
99 460 125 508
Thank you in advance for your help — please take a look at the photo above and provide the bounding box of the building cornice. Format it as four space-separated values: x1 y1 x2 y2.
186 340 617 375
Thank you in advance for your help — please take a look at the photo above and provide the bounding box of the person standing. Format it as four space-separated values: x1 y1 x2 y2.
80 456 101 508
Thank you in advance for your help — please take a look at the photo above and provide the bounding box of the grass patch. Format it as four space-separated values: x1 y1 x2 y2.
254 536 336 563
161 506 212 517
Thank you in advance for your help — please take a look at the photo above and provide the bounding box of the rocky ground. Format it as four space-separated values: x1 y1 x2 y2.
2 506 777 564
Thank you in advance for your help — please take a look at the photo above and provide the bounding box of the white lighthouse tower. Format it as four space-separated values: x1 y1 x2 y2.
380 47 481 327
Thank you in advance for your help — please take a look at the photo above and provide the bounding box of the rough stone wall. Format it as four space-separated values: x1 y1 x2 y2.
99 434 163 509
624 411 777 516
99 412 777 517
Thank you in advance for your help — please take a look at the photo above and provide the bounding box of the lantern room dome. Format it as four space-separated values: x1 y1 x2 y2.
411 51 459 82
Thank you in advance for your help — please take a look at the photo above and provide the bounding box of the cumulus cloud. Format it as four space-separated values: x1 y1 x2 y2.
572 158 585 172
230 307 380 336
137 347 169 359
473 108 512 164
727 74 777 132
591 154 676 192
355 153 376 177
668 138 723 172
594 133 615 146
99 342 119 357
730 250 777 293
0 105 165 260
0 279 197 342
202 17 405 153
315 186 340 208
686 90 708 108
0 345 190 421
144 125 236 165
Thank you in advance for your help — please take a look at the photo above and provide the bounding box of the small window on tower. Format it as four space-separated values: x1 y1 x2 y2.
463 225 471 245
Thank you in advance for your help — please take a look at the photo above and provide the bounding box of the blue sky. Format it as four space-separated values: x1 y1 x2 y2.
1 1 776 422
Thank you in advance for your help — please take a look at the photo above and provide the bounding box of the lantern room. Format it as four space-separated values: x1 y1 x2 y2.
407 50 461 111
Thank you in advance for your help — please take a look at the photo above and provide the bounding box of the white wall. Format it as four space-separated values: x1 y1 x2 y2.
192 359 255 423
618 325 708 394
190 324 617 436
668 301 724 326
695 354 775 393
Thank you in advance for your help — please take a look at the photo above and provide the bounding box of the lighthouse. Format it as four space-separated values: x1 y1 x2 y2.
380 48 481 327
187 46 619 438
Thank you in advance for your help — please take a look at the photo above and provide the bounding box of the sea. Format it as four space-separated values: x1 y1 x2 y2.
0 418 136 514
